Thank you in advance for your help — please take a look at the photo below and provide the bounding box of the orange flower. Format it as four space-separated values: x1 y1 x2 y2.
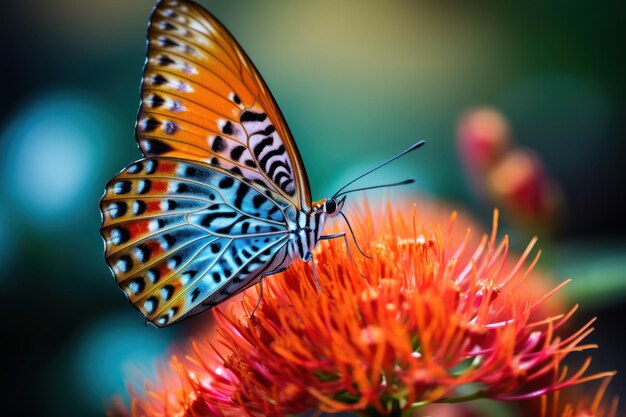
541 377 618 417
115 201 611 417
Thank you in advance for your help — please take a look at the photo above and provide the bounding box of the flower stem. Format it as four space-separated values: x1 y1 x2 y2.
389 391 486 416
437 390 485 403
358 399 405 417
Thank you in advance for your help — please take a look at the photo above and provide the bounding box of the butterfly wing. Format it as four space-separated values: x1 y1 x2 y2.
100 157 294 326
136 0 312 210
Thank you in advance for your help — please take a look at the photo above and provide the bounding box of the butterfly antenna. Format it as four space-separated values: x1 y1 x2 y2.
332 140 425 199
339 211 372 259
334 178 415 198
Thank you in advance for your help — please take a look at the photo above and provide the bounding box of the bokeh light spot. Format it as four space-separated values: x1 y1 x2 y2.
50 313 172 415
1 92 109 228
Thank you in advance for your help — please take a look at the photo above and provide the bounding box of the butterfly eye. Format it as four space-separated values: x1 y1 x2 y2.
324 199 337 214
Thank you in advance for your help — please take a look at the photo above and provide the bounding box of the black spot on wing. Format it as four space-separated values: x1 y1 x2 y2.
157 55 175 66
111 227 131 245
184 165 197 177
136 244 151 263
147 268 161 283
214 215 246 234
234 182 250 209
162 285 175 301
145 296 158 313
152 74 168 86
130 277 145 295
222 121 235 135
240 111 267 122
163 233 176 248
230 146 246 161
260 125 275 135
143 117 160 133
267 159 292 180
252 194 267 209
253 179 270 189
128 161 143 174
191 287 201 302
219 176 234 189
268 205 280 217
169 255 183 269
218 257 232 279
253 137 273 157
146 160 158 174
151 95 165 108
107 201 128 219
200 211 237 227
212 136 225 152
160 22 176 31
146 140 173 155
281 178 295 195
138 180 152 194
114 181 132 195
160 37 179 48
167 200 177 210
259 145 286 169
119 254 133 272
274 170 291 186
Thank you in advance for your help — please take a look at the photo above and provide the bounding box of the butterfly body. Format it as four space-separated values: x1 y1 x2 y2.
100 0 330 326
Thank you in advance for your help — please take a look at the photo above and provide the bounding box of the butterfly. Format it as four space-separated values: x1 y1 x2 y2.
100 0 423 327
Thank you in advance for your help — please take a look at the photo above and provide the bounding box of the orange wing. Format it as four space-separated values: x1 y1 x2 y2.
136 0 311 210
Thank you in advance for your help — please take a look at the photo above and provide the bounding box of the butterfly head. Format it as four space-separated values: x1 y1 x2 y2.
323 196 346 218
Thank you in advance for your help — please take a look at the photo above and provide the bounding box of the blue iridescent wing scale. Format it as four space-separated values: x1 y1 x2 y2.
100 157 293 326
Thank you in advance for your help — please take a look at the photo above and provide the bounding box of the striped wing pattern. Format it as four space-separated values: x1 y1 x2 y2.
100 158 294 326
136 0 311 210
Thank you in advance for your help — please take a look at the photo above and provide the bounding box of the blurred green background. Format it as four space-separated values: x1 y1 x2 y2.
1 0 624 416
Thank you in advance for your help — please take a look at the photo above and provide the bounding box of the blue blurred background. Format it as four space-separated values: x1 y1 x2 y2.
1 0 624 416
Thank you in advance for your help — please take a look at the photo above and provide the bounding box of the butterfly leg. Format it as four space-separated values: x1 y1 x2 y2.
302 251 321 290
320 233 368 280
320 232 357 264
250 267 289 318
